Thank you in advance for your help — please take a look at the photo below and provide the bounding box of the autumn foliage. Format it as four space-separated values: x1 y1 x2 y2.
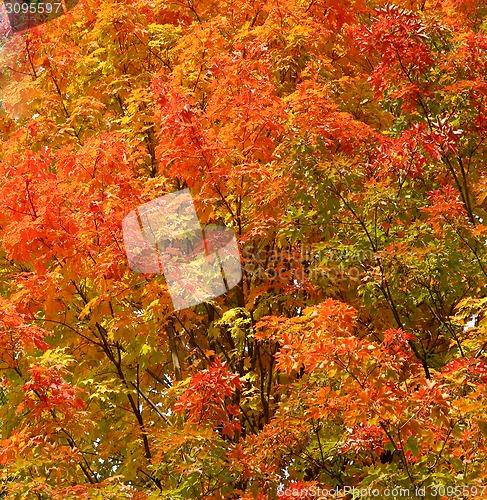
0 0 487 497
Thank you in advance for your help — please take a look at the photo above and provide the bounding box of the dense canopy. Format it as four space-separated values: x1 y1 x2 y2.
1 0 487 497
